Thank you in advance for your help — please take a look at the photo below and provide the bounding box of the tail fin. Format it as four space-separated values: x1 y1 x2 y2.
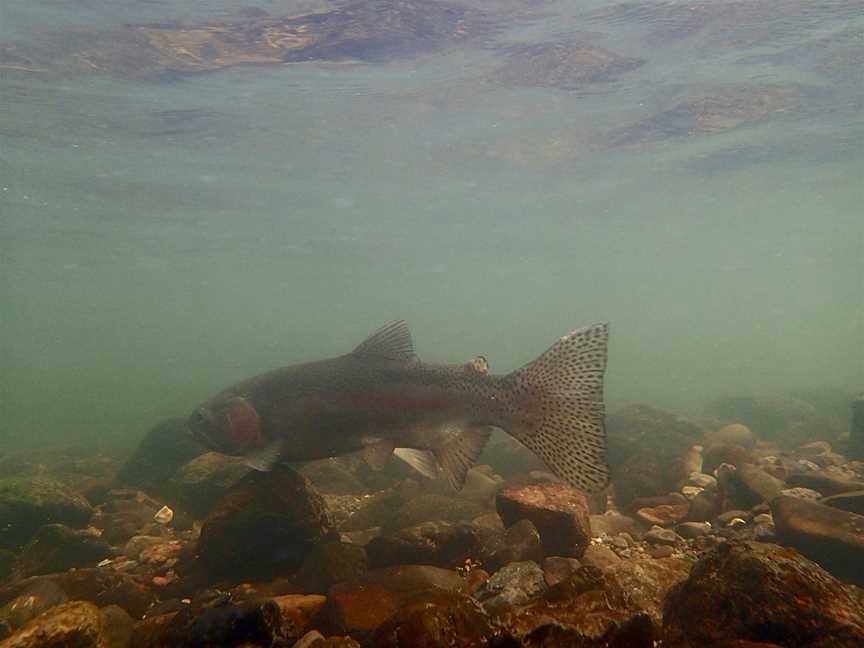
507 323 609 493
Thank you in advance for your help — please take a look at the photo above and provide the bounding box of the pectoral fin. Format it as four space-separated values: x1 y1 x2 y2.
433 425 492 490
363 439 395 471
244 439 283 472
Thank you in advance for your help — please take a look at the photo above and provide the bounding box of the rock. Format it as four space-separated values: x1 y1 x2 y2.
114 418 206 497
732 464 785 508
0 478 93 550
676 521 712 539
502 558 690 640
90 490 169 545
822 490 864 515
648 545 674 558
635 502 689 527
0 601 106 648
708 423 757 449
771 494 864 585
786 471 864 497
475 560 547 612
681 485 703 500
197 465 334 578
100 605 134 648
320 565 465 637
687 490 720 522
515 613 655 647
685 472 718 489
716 510 751 526
580 544 621 571
0 569 155 619
0 550 15 583
484 519 544 573
644 527 681 547
662 540 864 646
155 599 285 648
12 525 113 579
481 434 545 482
606 404 707 510
589 512 637 537
296 542 368 593
702 444 753 476
368 589 493 647
541 556 582 587
365 521 491 570
168 452 250 518
0 581 68 634
780 486 822 501
496 481 591 557
272 595 326 640
389 494 488 532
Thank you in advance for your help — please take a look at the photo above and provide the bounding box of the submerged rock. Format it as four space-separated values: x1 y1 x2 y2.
771 494 864 585
369 589 493 647
12 524 113 579
821 490 864 515
0 581 68 635
90 490 171 545
320 565 465 637
296 542 368 593
606 404 707 510
475 560 547 612
197 465 334 578
168 452 250 518
0 601 105 648
496 481 591 558
151 598 285 648
0 477 93 550
662 540 864 646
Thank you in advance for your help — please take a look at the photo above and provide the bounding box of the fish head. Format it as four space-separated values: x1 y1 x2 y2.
187 394 263 456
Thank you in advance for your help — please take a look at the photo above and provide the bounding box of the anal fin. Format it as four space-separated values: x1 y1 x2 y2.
433 425 491 490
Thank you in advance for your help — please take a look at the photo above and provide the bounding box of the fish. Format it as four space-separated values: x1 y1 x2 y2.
188 320 610 493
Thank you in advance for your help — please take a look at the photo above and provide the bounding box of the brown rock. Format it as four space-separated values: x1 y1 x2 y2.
786 471 864 497
702 444 754 476
0 569 154 619
821 490 864 515
636 503 689 527
0 601 104 648
541 556 582 587
368 589 493 647
296 542 367 593
662 540 864 646
273 595 326 639
320 565 465 636
732 464 785 508
365 521 491 570
496 482 591 557
580 544 621 571
771 494 864 585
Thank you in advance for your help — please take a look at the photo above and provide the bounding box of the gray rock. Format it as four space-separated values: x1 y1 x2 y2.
13 524 112 578
676 522 712 539
644 527 682 546
476 560 547 612
0 477 93 550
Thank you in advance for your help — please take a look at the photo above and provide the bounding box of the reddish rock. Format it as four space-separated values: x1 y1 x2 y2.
368 589 493 647
731 464 785 508
771 494 864 585
365 521 491 570
496 482 591 558
662 540 864 647
272 594 326 639
636 503 689 527
320 565 466 637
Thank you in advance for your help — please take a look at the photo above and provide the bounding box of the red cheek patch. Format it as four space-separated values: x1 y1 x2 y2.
226 397 263 448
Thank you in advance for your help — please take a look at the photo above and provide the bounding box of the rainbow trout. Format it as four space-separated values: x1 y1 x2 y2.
188 320 610 492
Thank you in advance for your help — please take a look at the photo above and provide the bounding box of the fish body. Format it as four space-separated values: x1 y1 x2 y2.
189 321 610 493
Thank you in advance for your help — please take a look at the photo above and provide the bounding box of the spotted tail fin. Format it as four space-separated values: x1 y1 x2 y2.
506 323 610 493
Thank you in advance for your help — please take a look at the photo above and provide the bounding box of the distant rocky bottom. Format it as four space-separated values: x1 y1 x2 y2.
1 391 863 647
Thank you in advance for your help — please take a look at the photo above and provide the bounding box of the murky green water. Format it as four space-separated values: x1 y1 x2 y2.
2 0 862 451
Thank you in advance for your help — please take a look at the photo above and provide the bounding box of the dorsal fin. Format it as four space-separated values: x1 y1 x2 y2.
353 320 416 361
